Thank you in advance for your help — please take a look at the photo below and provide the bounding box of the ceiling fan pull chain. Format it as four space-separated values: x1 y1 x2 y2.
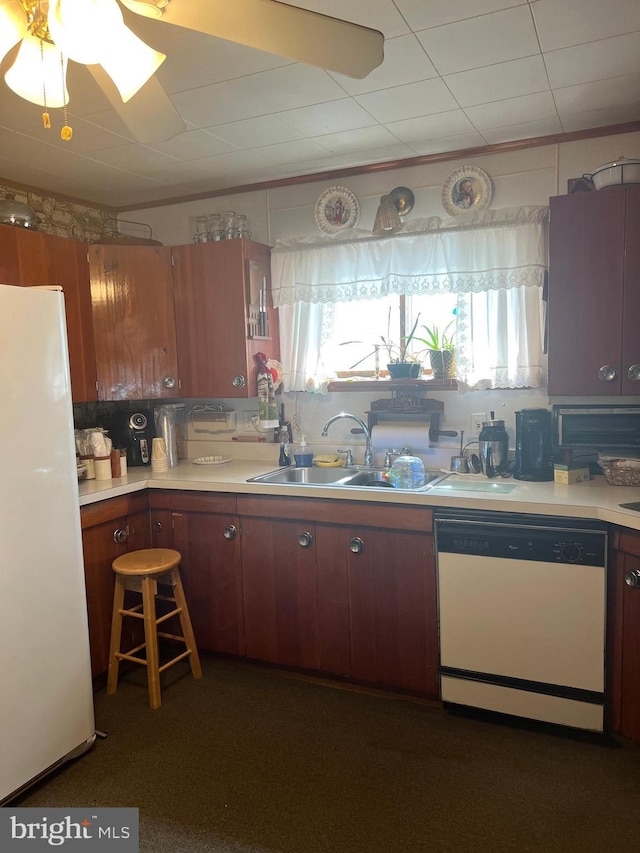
40 37 51 130
59 51 72 141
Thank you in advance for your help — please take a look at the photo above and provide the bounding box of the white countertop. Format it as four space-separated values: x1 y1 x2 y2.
78 459 640 531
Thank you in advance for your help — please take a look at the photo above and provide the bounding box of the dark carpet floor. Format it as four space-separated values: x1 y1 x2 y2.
15 657 640 852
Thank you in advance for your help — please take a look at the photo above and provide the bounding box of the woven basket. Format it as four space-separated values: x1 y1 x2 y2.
600 462 640 486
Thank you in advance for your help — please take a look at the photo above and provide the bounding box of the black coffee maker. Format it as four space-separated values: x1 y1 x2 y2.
110 410 154 467
514 409 554 481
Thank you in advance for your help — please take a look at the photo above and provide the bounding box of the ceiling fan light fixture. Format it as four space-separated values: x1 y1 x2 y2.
4 33 69 108
119 0 170 19
98 24 166 102
0 0 27 65
372 194 402 235
47 0 124 65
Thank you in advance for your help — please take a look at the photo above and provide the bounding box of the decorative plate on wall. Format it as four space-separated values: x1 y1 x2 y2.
441 166 493 217
315 186 360 234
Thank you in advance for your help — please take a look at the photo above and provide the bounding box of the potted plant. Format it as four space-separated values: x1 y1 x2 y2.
415 320 456 378
342 311 424 378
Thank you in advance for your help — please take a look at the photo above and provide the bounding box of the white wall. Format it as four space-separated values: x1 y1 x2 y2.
129 130 640 463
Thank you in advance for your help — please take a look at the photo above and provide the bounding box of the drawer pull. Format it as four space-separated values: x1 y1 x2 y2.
223 524 237 540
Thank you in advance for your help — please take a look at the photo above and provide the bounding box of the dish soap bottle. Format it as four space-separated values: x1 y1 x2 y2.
386 454 426 489
293 436 314 468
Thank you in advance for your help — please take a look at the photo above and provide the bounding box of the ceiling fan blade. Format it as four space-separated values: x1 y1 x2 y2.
160 0 384 79
87 65 185 143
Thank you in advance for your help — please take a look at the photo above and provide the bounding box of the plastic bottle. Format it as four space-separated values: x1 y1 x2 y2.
279 426 291 467
293 436 314 467
386 454 426 489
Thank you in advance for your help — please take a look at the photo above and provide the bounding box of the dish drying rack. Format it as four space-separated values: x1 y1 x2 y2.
94 217 163 246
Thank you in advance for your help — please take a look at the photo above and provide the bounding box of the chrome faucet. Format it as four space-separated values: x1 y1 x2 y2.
322 412 373 466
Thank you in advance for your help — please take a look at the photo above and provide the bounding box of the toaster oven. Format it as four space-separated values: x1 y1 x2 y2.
553 404 640 451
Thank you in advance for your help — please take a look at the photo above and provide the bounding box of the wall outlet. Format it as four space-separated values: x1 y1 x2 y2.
471 412 487 437
243 411 258 433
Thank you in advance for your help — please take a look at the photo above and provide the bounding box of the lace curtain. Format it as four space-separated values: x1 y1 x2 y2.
272 206 549 392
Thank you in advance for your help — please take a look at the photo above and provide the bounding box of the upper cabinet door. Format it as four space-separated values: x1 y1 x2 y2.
548 189 626 396
172 239 279 398
621 185 640 395
89 244 179 400
0 225 97 403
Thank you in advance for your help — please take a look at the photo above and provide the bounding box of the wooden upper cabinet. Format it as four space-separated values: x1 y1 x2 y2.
172 239 280 398
548 186 640 396
89 244 179 400
0 224 97 402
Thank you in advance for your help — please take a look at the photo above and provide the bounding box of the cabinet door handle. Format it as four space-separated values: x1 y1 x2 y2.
223 524 237 540
152 521 163 533
624 569 640 588
113 527 129 543
349 536 364 554
298 531 313 548
232 375 246 389
163 376 177 389
598 365 617 382
627 364 640 381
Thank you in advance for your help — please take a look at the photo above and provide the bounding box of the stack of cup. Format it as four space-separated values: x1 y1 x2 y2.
151 437 169 473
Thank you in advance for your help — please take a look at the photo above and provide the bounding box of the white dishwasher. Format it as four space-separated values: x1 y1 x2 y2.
434 510 607 732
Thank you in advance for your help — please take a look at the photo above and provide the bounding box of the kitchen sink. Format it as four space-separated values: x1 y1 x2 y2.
247 466 448 491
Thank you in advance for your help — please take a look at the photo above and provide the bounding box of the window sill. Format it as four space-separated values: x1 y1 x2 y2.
326 377 458 392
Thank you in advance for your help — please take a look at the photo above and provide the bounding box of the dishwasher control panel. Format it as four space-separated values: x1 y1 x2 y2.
435 512 607 567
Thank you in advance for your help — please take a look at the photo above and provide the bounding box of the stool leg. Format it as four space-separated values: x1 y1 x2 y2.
142 575 162 710
172 569 203 680
107 575 126 695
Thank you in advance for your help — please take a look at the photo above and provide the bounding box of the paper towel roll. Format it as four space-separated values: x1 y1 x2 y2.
370 422 431 455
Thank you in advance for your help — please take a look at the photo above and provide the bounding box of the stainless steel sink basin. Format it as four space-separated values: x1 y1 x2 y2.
247 466 448 491
247 466 352 485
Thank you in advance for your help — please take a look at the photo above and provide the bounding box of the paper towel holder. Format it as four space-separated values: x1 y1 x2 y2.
366 396 457 444
428 412 458 443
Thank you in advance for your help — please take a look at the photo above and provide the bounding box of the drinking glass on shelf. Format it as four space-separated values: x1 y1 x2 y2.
223 211 239 239
237 214 251 239
194 215 209 243
208 213 224 241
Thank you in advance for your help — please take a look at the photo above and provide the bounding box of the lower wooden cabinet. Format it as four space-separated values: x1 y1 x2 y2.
80 494 150 677
609 528 640 742
237 495 438 697
85 490 437 698
149 492 244 657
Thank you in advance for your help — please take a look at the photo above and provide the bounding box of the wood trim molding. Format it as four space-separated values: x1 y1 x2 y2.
118 120 640 213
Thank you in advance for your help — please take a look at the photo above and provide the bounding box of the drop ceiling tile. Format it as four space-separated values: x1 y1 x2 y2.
445 56 550 107
204 115 305 148
276 99 374 136
238 139 341 168
339 143 417 165
531 0 640 52
83 143 184 176
143 161 216 185
394 0 527 31
77 109 138 142
355 79 458 123
416 6 539 76
190 149 267 175
146 128 236 159
385 110 478 143
464 91 558 129
559 104 640 133
281 0 411 38
407 131 487 155
545 33 640 89
328 34 438 95
481 116 563 144
554 73 640 116
314 125 401 154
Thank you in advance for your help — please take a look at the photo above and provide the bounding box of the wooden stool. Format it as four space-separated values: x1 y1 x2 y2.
107 548 202 709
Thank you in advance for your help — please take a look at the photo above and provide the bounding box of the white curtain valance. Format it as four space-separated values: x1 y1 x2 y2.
271 206 549 307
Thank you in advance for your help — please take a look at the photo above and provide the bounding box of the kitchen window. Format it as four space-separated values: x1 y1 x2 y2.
272 206 548 392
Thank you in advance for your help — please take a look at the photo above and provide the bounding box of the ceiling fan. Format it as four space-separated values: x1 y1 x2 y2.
0 0 384 144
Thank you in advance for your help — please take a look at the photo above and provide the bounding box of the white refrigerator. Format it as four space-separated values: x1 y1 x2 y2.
0 284 96 804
